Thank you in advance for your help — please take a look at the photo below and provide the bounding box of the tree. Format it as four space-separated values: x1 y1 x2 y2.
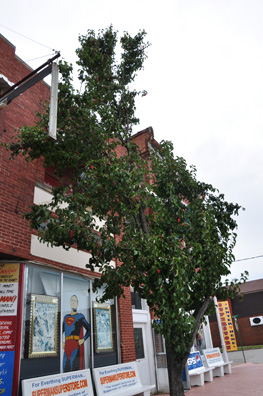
5 26 247 395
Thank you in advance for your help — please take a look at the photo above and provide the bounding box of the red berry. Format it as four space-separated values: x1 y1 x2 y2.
90 165 94 170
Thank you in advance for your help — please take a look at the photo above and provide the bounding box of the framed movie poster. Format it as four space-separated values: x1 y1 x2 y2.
29 294 59 358
94 304 113 353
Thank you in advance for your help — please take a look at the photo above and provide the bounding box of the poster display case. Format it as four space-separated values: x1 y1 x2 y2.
29 294 59 358
94 304 113 353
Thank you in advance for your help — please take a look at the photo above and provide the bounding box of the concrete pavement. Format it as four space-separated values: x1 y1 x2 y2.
185 362 263 395
159 348 263 396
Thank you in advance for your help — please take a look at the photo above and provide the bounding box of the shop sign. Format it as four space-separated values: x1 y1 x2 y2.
22 369 94 396
93 362 142 396
218 301 237 351
187 351 203 371
203 347 223 367
0 263 20 396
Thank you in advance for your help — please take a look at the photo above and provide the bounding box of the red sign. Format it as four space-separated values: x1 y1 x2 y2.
0 317 16 351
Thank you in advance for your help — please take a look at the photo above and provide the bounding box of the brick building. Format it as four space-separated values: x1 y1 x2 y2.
0 34 158 396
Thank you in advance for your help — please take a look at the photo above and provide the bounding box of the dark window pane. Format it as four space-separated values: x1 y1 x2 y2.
134 328 144 359
131 292 142 310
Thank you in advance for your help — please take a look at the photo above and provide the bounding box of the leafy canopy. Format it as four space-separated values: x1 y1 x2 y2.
5 26 247 362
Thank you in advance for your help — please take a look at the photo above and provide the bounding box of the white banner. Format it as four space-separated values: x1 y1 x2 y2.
93 362 143 396
0 282 19 316
22 369 94 396
203 347 223 367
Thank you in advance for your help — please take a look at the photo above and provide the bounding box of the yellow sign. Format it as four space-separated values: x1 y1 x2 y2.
218 301 237 351
0 264 19 283
0 263 20 316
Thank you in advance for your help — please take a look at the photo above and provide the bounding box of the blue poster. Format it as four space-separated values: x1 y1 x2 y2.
0 350 15 395
187 351 203 371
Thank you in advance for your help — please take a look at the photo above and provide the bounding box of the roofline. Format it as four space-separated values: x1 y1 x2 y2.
238 278 263 294
132 126 161 153
0 33 16 50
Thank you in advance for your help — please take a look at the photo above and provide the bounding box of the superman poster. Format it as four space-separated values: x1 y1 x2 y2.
62 283 91 372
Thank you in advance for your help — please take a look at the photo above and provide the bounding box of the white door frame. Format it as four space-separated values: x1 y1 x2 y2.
132 309 156 390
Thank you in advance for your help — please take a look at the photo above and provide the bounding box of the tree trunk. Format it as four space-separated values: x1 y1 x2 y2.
166 344 186 396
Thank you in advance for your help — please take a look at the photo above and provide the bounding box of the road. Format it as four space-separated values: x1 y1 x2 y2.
228 348 263 364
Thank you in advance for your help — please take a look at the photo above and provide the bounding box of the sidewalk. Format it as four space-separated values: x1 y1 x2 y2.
161 362 263 395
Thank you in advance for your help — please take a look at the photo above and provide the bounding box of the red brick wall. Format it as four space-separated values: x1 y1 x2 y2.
210 316 263 347
118 287 136 362
209 321 222 347
235 317 263 346
0 35 49 260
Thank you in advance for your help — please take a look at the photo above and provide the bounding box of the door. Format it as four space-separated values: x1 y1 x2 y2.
133 323 151 386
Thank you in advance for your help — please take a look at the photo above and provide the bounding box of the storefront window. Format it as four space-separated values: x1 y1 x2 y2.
19 264 119 395
20 266 61 386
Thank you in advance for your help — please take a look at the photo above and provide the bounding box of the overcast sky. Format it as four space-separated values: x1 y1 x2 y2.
1 0 263 281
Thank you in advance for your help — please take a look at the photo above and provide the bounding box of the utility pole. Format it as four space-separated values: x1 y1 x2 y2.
232 315 246 363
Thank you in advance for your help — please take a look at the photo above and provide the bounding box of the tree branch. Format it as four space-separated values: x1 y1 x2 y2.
192 296 211 346
139 202 150 238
